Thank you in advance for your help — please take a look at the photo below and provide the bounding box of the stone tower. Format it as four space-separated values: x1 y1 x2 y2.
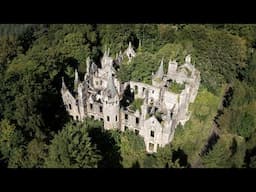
125 42 136 63
152 58 164 87
102 68 120 130
77 82 85 120
167 59 178 75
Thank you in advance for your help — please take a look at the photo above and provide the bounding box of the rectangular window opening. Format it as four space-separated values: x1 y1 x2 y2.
149 143 154 151
136 117 139 124
150 130 154 137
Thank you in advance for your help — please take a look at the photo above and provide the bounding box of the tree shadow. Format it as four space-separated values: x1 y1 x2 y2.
199 132 220 157
131 160 140 168
88 128 123 168
38 88 70 139
244 146 256 167
172 148 190 168
120 84 134 108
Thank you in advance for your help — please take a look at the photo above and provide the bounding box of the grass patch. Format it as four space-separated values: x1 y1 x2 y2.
171 86 225 164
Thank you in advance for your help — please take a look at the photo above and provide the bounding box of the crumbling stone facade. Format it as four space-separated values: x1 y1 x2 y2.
61 43 200 153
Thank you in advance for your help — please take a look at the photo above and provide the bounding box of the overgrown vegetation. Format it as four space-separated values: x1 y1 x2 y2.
129 98 143 112
168 81 185 94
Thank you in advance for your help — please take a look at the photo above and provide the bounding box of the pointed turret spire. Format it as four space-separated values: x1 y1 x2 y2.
61 77 68 95
62 77 67 90
104 45 107 55
128 41 132 49
90 62 98 74
104 67 118 98
125 42 136 63
154 58 164 79
107 48 110 56
185 54 191 64
86 56 90 74
138 39 142 51
74 68 79 90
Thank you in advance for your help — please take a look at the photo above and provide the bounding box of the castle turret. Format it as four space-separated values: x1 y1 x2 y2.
152 58 164 87
101 47 113 69
185 54 191 64
167 59 178 75
61 76 67 95
86 56 91 74
153 58 164 80
74 69 79 92
102 67 120 130
124 42 136 63
61 77 80 121
78 82 85 120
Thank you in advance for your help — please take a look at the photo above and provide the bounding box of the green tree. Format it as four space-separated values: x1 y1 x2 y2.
119 131 146 168
45 121 101 168
25 138 48 168
202 134 245 168
0 119 25 167
0 120 23 160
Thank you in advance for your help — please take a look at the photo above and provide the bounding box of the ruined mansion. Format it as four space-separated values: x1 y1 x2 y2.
61 43 200 153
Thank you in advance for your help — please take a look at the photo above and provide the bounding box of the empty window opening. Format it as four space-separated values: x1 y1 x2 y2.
91 115 94 120
142 87 145 93
135 129 139 135
152 90 154 94
107 116 110 122
125 114 128 120
100 106 103 113
116 115 118 121
125 126 128 131
69 104 72 110
90 103 93 110
100 118 103 121
136 117 139 124
149 143 154 151
100 80 102 85
95 81 98 85
150 130 155 138
135 85 138 93
76 116 79 120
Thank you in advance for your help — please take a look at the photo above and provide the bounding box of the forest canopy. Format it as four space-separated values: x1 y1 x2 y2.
0 24 256 168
